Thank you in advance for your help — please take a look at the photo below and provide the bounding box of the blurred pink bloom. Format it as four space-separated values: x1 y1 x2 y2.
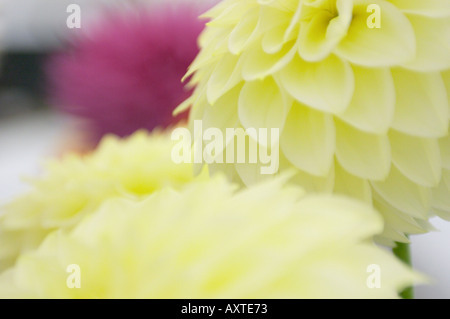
46 3 207 143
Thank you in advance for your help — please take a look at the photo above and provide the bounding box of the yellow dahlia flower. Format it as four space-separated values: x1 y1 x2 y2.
0 131 202 271
179 0 450 244
0 176 422 299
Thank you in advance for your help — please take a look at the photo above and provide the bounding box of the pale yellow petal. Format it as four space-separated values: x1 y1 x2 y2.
203 84 241 132
206 54 243 104
298 0 353 61
336 0 415 67
280 153 335 193
262 23 290 54
279 55 354 113
373 191 429 236
280 102 335 176
439 135 450 170
372 166 432 219
241 40 298 81
389 130 442 187
257 5 296 54
390 0 450 17
432 169 450 213
202 85 243 157
238 77 291 141
335 119 391 180
391 69 449 138
403 15 450 71
337 66 395 134
228 7 260 54
333 160 372 203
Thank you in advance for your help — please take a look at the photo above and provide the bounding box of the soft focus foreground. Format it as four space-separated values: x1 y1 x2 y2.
0 173 422 298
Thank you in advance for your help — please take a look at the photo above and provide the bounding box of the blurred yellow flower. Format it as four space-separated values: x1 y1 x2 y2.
0 176 422 298
179 0 450 244
0 131 202 271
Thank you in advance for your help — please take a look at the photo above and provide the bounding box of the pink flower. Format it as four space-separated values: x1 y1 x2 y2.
46 3 207 143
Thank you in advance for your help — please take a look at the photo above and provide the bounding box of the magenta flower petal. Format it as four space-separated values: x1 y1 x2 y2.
46 3 207 143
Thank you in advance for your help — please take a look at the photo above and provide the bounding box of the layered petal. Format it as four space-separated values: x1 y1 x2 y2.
180 0 450 241
337 66 395 134
391 69 449 138
336 0 416 67
0 132 203 271
372 166 432 220
389 130 442 187
281 102 335 176
389 0 450 18
279 54 354 113
402 15 450 71
0 176 423 299
298 0 353 61
335 119 391 180
238 77 291 145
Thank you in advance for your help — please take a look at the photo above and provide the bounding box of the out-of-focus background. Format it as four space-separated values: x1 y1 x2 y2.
0 0 448 299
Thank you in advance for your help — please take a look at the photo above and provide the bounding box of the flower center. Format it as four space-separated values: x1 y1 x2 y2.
297 0 353 61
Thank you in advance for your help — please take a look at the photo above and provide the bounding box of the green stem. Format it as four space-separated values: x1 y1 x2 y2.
393 241 413 299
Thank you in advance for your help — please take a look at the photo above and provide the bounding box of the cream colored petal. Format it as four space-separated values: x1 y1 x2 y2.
208 162 243 186
280 102 335 176
183 31 226 82
432 169 450 212
174 95 194 116
389 130 442 188
335 119 391 180
235 157 275 187
183 48 221 83
203 84 243 155
241 40 298 81
283 1 302 42
338 66 395 134
374 191 429 236
255 5 296 54
232 128 281 186
279 55 354 113
333 160 372 203
203 84 242 132
258 0 298 12
376 227 409 245
238 77 291 139
403 15 450 71
206 54 243 104
439 135 450 170
228 7 260 55
262 23 290 54
443 70 450 111
201 0 245 20
391 69 449 138
335 0 415 67
188 91 208 133
390 0 450 17
279 153 335 193
434 208 450 222
371 166 432 219
206 1 256 29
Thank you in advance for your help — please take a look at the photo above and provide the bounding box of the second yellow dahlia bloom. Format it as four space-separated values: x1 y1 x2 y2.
179 0 450 244
0 131 202 271
0 176 422 298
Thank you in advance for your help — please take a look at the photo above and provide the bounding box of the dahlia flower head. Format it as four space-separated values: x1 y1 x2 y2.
179 0 450 244
0 175 422 298
46 3 206 143
0 131 202 271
